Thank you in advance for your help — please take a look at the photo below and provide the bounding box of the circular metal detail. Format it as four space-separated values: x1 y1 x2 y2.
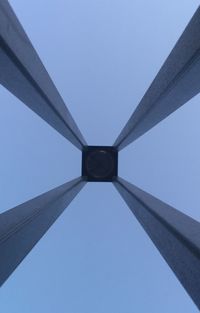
85 149 115 179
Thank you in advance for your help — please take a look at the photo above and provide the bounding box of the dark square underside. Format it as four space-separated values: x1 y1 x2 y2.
82 146 118 182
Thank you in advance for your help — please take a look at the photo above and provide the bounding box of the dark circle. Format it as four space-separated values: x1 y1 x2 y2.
85 149 114 178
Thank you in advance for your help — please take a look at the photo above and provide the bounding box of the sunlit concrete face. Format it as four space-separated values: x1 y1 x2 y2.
82 146 118 182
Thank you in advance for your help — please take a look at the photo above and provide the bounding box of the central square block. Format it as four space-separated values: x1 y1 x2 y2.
82 146 118 182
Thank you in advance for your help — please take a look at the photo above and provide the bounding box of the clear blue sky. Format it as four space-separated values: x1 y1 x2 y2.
1 0 200 312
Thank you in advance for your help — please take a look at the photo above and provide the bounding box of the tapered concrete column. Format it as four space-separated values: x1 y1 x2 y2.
0 177 86 286
114 177 200 310
0 1 86 149
114 6 200 150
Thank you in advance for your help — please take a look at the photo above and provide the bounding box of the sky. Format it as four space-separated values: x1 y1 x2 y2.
0 0 200 312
